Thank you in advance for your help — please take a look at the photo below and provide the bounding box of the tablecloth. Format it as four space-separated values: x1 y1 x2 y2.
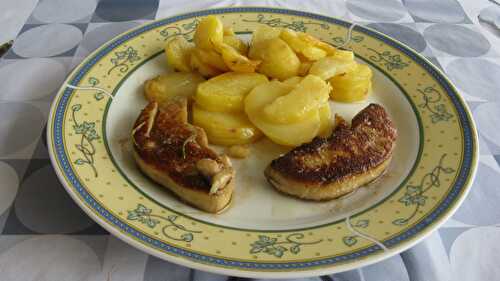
1 0 499 280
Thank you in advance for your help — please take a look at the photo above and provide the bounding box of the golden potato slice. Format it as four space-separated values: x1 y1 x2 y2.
248 25 282 58
263 75 330 124
318 103 332 137
190 51 222 77
194 15 224 50
223 35 248 55
196 72 268 113
192 105 262 145
329 64 373 102
223 26 235 36
252 37 300 80
192 48 228 71
298 61 313 76
332 49 355 60
309 55 357 80
144 72 205 105
280 29 327 61
213 42 260 73
297 32 336 55
282 76 303 86
245 81 321 147
165 37 194 72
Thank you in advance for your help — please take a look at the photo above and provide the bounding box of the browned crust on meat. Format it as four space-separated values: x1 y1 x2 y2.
132 149 233 213
266 104 397 199
132 100 227 192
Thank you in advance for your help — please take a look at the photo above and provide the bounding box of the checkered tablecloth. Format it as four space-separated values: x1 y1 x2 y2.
1 0 499 280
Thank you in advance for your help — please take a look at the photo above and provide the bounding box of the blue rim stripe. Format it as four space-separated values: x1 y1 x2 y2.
52 7 475 270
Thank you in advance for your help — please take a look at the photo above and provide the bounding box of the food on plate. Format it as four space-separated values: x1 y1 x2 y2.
245 79 328 146
308 50 357 80
144 72 205 105
194 15 224 50
262 75 330 124
248 25 282 58
223 26 235 36
249 37 300 80
226 144 250 159
318 103 333 137
264 104 397 200
189 50 222 77
282 76 303 86
223 35 248 55
280 29 328 61
192 105 262 145
132 99 234 213
192 48 229 72
329 64 373 102
195 72 268 113
164 37 194 72
213 41 260 73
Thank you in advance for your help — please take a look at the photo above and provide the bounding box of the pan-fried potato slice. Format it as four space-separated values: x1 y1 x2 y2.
144 72 205 105
252 37 300 80
214 42 260 73
280 29 327 61
194 16 224 50
196 72 268 112
223 26 235 36
192 105 262 145
245 81 321 147
329 64 372 102
223 35 248 55
297 32 336 55
318 103 332 137
298 61 313 76
248 25 282 58
282 76 303 86
263 75 331 124
308 54 357 80
190 51 222 77
192 48 229 71
165 37 194 72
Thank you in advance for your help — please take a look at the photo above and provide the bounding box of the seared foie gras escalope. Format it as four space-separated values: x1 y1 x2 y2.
132 99 234 213
265 103 397 200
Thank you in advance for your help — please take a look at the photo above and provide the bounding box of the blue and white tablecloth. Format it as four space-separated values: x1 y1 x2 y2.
1 0 499 280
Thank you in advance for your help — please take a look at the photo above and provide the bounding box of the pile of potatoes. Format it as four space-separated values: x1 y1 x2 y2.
144 16 372 147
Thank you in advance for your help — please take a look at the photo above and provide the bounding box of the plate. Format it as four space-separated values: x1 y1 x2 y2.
47 7 478 278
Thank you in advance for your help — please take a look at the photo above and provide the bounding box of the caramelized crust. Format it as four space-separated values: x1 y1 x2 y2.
265 104 397 200
133 100 222 191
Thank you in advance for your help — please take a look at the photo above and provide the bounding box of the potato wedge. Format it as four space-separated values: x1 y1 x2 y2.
223 35 248 55
165 37 194 72
245 81 321 147
248 25 282 58
192 105 262 145
252 37 300 80
192 48 229 71
194 15 224 50
196 72 268 112
329 64 373 102
263 75 330 124
144 72 205 105
190 51 222 77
